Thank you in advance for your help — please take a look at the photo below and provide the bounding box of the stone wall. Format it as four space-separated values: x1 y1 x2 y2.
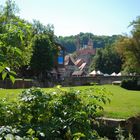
95 116 140 140
0 79 33 89
62 76 140 86
0 76 139 89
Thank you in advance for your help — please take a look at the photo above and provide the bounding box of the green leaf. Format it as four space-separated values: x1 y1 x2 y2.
0 66 4 73
2 72 7 80
27 128 35 136
0 54 5 62
9 75 15 84
4 134 14 140
14 47 22 55
10 70 16 76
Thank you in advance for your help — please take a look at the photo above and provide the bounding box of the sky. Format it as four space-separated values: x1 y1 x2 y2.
0 0 140 36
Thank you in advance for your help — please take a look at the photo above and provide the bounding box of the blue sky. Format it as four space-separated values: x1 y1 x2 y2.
0 0 140 36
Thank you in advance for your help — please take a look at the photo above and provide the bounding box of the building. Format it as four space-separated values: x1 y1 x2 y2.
51 43 65 80
76 36 96 64
64 54 78 77
60 37 96 78
64 55 87 77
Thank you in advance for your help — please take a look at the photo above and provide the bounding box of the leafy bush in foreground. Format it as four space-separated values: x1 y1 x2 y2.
0 87 110 139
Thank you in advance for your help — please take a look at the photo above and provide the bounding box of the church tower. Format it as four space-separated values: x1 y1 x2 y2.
87 35 93 50
76 35 81 51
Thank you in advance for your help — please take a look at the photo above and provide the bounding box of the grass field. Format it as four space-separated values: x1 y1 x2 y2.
97 85 140 119
0 88 22 101
0 85 140 119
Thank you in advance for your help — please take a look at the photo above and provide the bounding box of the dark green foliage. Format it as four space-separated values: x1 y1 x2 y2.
115 16 140 74
57 33 121 53
30 34 57 77
29 20 58 80
89 45 122 74
0 87 110 139
0 3 32 69
57 35 76 53
0 1 57 82
0 0 32 82
121 78 140 90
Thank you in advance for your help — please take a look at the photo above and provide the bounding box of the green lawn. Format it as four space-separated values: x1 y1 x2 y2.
63 85 140 119
0 85 140 119
101 85 140 119
0 89 22 101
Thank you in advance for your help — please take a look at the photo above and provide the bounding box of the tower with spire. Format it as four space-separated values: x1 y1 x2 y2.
76 35 81 51
87 35 93 50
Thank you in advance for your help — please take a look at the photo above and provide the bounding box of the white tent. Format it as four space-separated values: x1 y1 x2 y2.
89 70 97 75
97 70 103 75
89 70 103 76
104 73 110 76
111 72 117 76
117 72 122 76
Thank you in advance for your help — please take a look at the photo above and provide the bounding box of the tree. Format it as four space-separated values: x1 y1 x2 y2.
30 34 57 80
89 45 122 74
0 0 32 82
29 21 58 80
0 17 32 69
115 16 140 74
32 20 54 35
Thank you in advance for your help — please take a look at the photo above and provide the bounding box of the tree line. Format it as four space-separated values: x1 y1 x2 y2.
57 33 121 54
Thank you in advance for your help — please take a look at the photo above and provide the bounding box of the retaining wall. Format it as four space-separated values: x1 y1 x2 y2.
62 76 140 86
0 79 33 89
95 116 140 140
0 76 139 88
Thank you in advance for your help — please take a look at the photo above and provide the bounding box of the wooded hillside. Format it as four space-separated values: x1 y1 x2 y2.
57 33 122 53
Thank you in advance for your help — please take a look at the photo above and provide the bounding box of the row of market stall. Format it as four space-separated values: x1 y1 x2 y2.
72 70 122 77
89 70 122 77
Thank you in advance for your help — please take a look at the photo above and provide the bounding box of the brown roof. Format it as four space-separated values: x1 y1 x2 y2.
79 62 86 70
64 55 75 66
75 59 85 67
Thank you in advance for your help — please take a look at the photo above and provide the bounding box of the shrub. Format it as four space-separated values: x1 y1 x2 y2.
0 87 111 139
121 78 140 90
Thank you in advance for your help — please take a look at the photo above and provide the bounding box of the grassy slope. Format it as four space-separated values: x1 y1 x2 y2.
0 89 22 101
101 85 140 119
0 85 140 119
64 85 140 119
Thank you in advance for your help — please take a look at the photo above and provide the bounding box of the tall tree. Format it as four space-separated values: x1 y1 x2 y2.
30 34 57 78
89 45 122 74
0 0 33 82
116 16 140 74
30 21 58 80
